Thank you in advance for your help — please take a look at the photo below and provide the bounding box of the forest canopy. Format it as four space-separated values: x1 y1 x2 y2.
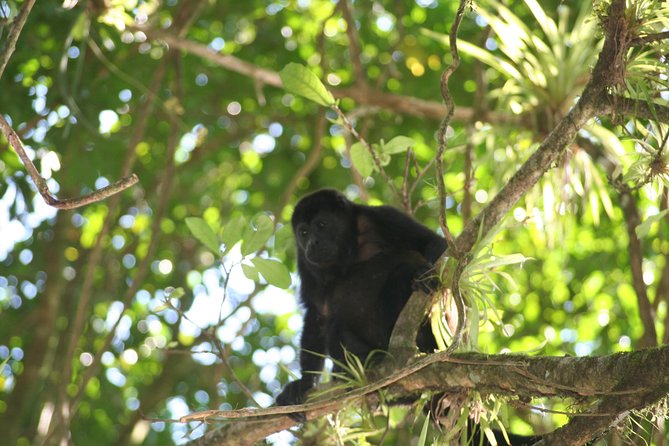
1 0 669 445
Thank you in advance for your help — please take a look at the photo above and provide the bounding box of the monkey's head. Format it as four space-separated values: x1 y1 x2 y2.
292 190 356 270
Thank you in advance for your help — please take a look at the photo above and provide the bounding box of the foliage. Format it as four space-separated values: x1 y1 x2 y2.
1 0 669 445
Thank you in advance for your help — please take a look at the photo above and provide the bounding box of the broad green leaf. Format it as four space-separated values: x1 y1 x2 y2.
380 136 415 155
273 224 295 254
241 262 259 281
350 142 375 177
221 216 246 255
251 257 292 289
241 213 274 256
279 63 335 107
185 217 220 254
636 210 668 239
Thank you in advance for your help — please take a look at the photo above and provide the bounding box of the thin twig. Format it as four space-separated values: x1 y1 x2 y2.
614 182 658 348
0 0 36 79
434 0 470 352
0 114 139 209
434 0 470 252
333 104 401 199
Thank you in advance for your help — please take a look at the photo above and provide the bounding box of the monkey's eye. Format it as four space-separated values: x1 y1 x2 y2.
316 221 326 229
299 228 309 237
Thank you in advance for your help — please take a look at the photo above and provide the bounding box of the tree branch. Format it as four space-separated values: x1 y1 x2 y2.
454 0 632 255
0 114 139 209
338 0 366 87
616 185 658 348
183 346 669 446
434 0 470 252
598 94 669 122
631 30 669 46
658 190 669 344
138 28 669 128
0 0 36 79
139 27 515 123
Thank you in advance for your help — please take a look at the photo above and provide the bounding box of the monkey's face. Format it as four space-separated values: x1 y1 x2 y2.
295 210 352 268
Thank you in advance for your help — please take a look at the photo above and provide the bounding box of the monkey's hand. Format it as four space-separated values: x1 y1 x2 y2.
412 266 440 294
275 378 314 422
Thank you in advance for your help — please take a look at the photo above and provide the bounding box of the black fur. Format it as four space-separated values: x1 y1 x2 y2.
275 189 538 445
276 189 446 407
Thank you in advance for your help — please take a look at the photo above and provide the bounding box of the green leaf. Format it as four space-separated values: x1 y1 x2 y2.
241 213 274 256
241 262 259 281
166 287 186 299
279 63 335 107
622 159 650 184
379 151 391 166
221 216 246 255
422 28 523 80
636 210 668 239
185 217 221 254
350 142 375 177
483 426 499 446
273 224 295 254
380 136 415 155
417 411 430 446
251 257 292 289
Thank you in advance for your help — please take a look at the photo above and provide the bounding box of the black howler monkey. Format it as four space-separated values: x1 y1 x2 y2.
276 189 447 406
275 189 538 445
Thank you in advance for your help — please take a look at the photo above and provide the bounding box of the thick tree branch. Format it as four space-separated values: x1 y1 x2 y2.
140 29 669 133
0 114 139 209
632 30 669 45
184 347 669 446
454 0 632 255
598 93 669 122
139 28 511 123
